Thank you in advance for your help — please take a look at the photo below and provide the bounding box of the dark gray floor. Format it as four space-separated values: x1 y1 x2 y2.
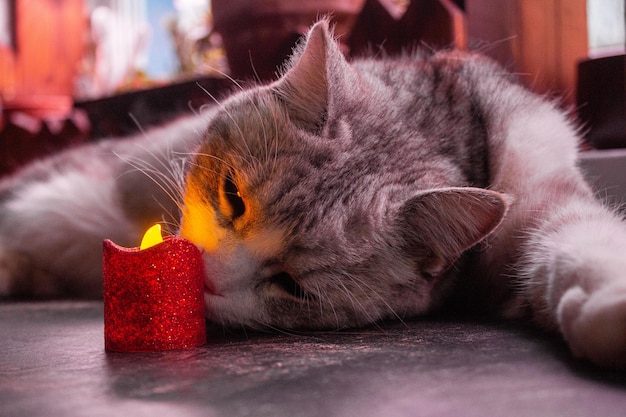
1 301 626 417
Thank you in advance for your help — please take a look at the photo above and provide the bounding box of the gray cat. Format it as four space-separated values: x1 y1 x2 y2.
1 21 625 368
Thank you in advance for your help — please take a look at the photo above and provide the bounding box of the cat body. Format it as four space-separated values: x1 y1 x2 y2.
2 21 626 368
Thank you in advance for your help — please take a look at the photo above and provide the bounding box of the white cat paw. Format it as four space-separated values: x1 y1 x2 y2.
558 285 626 368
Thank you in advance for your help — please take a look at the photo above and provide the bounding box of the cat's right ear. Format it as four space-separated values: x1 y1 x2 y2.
272 19 357 133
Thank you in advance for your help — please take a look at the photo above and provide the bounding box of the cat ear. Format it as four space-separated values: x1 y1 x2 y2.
398 187 510 277
273 19 355 132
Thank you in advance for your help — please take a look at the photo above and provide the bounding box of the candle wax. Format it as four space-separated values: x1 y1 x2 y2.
103 233 206 352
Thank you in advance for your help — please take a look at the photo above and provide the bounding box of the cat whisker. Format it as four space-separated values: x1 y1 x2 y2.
317 283 344 329
312 279 326 320
250 320 306 337
115 161 182 210
116 114 190 212
225 149 259 173
201 64 246 92
268 103 281 177
472 35 519 56
112 141 193 234
245 95 271 172
159 219 183 236
187 99 214 117
247 50 263 85
330 276 380 327
194 68 258 158
126 137 189 187
115 152 186 214
324 288 342 330
184 160 225 179
343 272 407 327
127 112 148 137
178 151 238 173
196 83 256 167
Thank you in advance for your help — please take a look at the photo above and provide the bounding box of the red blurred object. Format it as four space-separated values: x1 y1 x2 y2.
0 0 88 177
102 236 206 352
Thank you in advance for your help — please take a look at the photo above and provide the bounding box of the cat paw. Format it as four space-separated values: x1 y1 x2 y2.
558 285 626 368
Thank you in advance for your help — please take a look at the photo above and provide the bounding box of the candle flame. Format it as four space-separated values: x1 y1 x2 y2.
140 224 163 250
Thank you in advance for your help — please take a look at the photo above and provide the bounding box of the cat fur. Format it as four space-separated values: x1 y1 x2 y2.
1 21 626 368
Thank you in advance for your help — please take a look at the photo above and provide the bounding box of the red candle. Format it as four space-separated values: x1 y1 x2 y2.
103 224 206 352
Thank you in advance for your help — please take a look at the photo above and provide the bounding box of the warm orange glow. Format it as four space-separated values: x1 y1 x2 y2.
179 183 224 253
140 224 164 250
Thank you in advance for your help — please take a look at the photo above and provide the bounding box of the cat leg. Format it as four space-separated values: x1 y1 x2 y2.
0 115 205 298
481 91 626 367
522 203 626 368
0 169 141 298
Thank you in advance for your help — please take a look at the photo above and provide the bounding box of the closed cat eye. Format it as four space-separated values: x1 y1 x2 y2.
224 173 245 220
269 272 313 301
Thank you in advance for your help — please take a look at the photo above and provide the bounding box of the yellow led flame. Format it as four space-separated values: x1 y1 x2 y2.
140 224 164 250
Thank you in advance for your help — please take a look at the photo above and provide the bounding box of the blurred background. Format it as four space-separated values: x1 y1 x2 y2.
0 0 624 176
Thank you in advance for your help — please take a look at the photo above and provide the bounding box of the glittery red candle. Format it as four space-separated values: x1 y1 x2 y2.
103 227 206 352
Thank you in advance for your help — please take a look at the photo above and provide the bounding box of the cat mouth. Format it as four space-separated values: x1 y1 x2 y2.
203 277 220 296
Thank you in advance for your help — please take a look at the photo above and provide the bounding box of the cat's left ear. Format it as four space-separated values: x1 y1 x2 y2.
398 187 511 278
273 19 357 132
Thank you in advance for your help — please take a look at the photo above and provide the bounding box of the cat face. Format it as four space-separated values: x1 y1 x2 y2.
179 21 509 329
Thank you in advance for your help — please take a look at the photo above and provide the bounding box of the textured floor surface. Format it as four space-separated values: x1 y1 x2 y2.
1 301 625 417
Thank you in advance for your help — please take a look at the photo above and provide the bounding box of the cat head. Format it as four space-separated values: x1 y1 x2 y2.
179 20 509 329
